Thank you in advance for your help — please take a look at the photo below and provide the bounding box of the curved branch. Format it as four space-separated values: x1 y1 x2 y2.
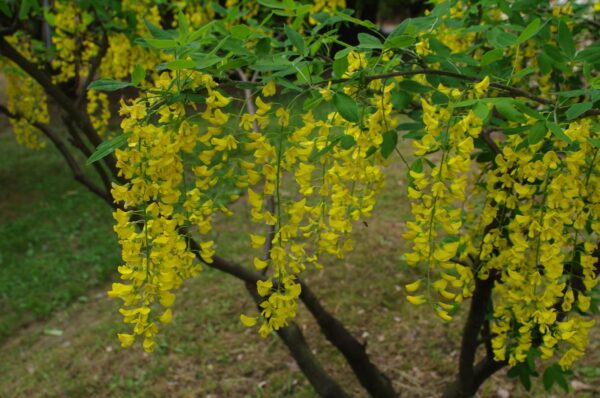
79 30 109 107
441 271 505 398
221 68 552 105
244 283 350 398
0 104 112 205
299 283 398 397
62 116 113 192
0 35 104 149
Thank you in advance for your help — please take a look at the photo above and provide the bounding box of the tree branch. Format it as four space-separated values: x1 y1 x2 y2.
78 30 109 107
0 35 104 149
244 282 350 398
62 116 113 192
441 271 503 398
221 68 552 105
299 283 398 397
188 233 397 397
0 104 112 205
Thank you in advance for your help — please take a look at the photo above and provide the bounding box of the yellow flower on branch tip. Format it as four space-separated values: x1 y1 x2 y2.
107 283 133 298
254 257 269 270
436 308 453 321
200 240 215 263
276 107 290 127
406 295 427 305
143 338 155 353
159 308 173 324
159 291 176 307
255 96 271 116
474 76 490 96
118 333 135 348
250 234 266 248
257 279 273 296
405 280 421 292
240 314 258 327
247 188 262 209
211 135 238 151
262 80 276 97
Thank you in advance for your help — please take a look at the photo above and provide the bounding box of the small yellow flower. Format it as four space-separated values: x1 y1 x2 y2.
406 295 427 305
474 76 490 96
240 314 258 327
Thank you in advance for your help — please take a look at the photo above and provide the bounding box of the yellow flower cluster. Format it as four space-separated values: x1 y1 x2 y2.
426 1 476 54
1 36 49 149
480 119 600 369
240 79 388 335
87 91 111 137
109 68 254 350
51 0 98 83
402 80 486 321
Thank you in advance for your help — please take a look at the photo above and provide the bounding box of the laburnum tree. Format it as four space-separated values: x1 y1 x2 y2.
1 0 600 397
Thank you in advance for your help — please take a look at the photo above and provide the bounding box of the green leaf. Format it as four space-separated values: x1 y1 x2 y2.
187 20 218 42
408 158 423 187
333 56 348 78
398 79 431 93
588 137 600 148
308 136 342 162
487 28 518 48
88 79 132 92
144 38 177 50
391 91 411 111
543 364 569 393
0 1 12 17
384 35 415 49
332 10 378 30
231 24 252 40
340 135 356 150
481 48 504 66
473 101 490 121
565 102 593 120
284 25 305 54
165 59 196 71
303 92 323 111
527 122 547 145
381 130 398 159
517 18 541 44
86 133 132 165
576 41 600 64
558 21 576 59
192 54 222 69
495 100 526 123
19 0 32 19
178 11 189 35
546 121 572 143
333 92 360 123
43 7 55 25
542 367 554 391
357 33 382 49
131 65 145 85
257 0 287 9
144 20 174 39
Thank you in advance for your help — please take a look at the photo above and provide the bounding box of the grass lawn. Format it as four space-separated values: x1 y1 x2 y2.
1 125 600 397
0 130 120 341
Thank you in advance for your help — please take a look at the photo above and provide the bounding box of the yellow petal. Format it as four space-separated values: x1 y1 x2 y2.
240 314 258 327
406 295 426 305
253 257 269 270
404 280 421 293
250 234 266 248
117 333 135 348
159 309 173 324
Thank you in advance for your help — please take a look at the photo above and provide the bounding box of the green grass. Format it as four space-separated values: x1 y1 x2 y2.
0 131 120 340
